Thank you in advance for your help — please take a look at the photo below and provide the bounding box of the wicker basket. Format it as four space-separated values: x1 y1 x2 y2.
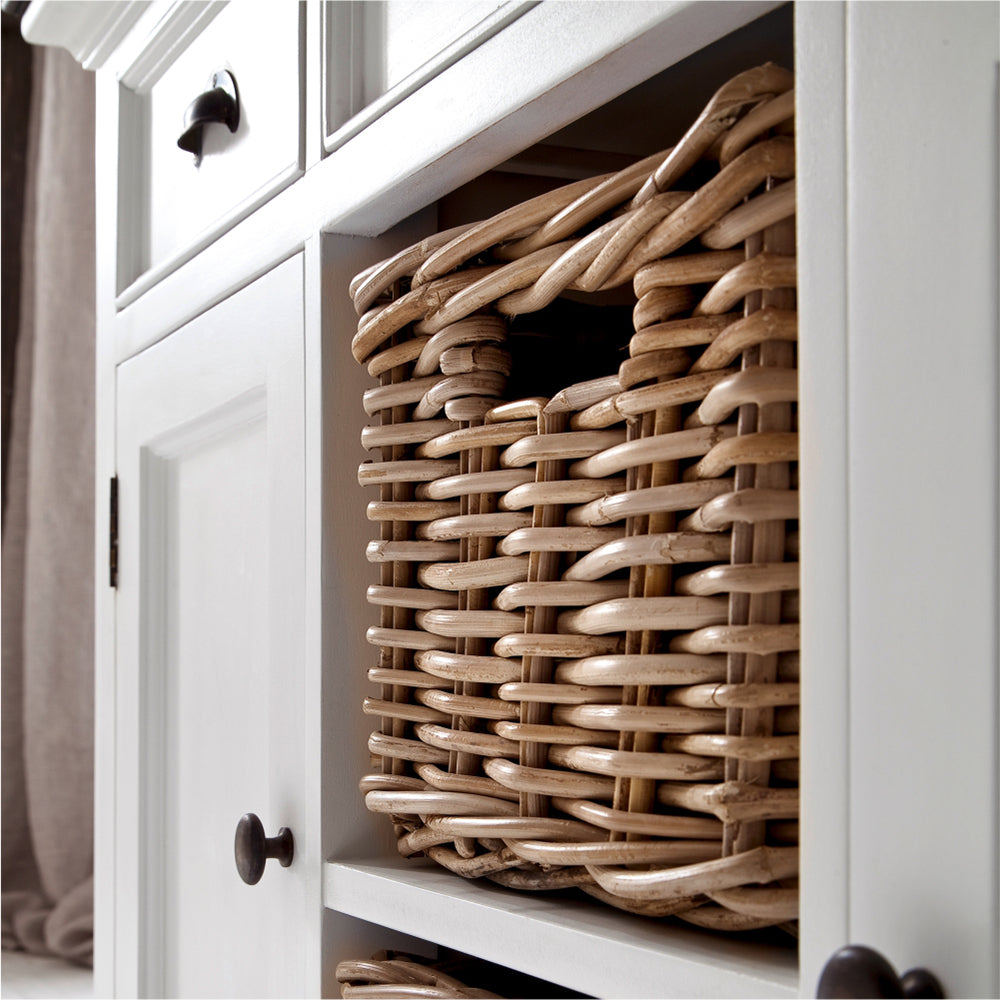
351 63 799 932
336 951 589 1000
336 954 503 999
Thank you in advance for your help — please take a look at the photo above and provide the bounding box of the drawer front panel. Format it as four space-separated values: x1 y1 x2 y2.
119 3 304 301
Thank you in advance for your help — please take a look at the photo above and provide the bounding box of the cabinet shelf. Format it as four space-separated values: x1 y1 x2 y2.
323 858 798 999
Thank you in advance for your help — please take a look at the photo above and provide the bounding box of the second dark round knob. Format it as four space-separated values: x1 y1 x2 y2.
817 945 944 998
234 813 294 885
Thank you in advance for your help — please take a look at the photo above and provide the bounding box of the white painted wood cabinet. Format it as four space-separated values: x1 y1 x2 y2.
22 1 998 997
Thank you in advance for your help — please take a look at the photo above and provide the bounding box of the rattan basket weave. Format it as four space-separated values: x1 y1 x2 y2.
351 63 799 932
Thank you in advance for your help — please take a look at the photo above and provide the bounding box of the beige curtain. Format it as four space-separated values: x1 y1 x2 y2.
1 41 95 967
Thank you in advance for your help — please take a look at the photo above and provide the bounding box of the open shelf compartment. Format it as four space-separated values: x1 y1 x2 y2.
322 8 800 1000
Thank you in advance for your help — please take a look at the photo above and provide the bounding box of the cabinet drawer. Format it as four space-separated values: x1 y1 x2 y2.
117 3 304 304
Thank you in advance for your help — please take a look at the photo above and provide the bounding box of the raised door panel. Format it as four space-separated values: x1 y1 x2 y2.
114 254 316 997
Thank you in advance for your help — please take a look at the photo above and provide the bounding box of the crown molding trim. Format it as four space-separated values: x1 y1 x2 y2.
21 0 152 70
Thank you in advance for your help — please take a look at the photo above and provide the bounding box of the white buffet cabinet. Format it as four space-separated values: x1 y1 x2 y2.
22 1 999 997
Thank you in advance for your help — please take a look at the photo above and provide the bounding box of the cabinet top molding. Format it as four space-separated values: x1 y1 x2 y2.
21 0 151 70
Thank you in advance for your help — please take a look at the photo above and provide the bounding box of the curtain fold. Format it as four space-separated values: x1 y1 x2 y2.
1 40 96 968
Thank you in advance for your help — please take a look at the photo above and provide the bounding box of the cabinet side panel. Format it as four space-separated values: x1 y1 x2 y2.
318 221 440 996
95 66 122 999
319 220 435 866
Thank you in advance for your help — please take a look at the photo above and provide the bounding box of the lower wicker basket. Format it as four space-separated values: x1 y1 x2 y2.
337 954 502 1000
337 951 589 1000
351 62 799 932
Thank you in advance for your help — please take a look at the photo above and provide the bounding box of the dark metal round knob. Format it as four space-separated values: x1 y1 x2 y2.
234 813 293 885
817 945 945 998
177 69 240 160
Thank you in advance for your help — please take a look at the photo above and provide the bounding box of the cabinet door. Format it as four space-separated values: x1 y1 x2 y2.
113 255 317 998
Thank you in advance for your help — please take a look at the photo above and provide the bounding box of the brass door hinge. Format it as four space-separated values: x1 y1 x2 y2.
109 476 118 588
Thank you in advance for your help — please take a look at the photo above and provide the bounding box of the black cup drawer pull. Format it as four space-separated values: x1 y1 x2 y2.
177 69 240 161
234 813 293 885
817 945 944 998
